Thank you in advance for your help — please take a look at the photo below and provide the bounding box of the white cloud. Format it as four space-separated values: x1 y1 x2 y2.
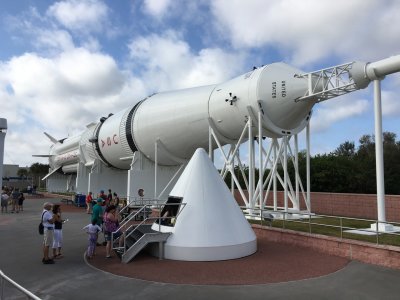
35 29 75 52
47 0 109 34
5 48 124 99
57 48 125 96
311 96 369 133
128 31 247 91
210 0 400 66
2 0 399 169
142 0 173 19
0 48 146 166
382 90 400 117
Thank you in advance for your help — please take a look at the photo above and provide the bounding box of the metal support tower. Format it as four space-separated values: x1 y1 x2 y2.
208 116 311 217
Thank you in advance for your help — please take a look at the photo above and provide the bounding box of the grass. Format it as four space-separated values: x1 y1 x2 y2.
249 216 400 247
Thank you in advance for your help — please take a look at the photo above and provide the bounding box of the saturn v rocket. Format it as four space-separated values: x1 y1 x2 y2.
42 55 400 198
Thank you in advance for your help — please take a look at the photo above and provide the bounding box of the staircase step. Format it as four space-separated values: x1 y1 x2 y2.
121 232 171 264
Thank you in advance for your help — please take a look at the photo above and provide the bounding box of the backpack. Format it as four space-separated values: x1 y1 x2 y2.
38 211 45 235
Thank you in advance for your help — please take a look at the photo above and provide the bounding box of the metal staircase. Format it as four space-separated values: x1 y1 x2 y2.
120 224 170 263
112 203 171 264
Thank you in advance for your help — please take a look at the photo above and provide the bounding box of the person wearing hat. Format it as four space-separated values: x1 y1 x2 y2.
91 198 103 226
99 190 107 203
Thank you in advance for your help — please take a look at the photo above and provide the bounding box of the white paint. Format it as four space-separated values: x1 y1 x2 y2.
152 148 257 261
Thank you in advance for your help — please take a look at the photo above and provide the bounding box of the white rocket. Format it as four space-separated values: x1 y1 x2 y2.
40 55 400 195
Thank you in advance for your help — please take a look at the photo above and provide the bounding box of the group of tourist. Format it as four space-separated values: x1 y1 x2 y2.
85 189 120 214
40 188 125 265
86 189 123 259
41 202 64 264
1 186 25 213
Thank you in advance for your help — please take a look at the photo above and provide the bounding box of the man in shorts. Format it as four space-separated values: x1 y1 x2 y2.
1 190 9 213
42 202 56 264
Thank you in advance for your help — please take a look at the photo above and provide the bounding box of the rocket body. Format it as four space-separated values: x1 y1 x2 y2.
47 63 328 170
49 62 315 171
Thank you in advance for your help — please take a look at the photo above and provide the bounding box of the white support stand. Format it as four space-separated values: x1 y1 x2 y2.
306 123 311 211
370 79 393 232
273 140 277 211
76 161 90 194
155 141 158 199
87 159 127 196
127 151 184 203
294 134 299 210
258 112 263 211
283 136 288 212
209 112 311 217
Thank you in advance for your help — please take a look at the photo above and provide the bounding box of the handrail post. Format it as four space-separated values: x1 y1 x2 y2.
340 217 343 239
283 212 286 229
308 213 311 234
376 219 379 245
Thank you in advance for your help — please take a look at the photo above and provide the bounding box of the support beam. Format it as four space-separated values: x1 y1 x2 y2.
154 141 158 199
373 79 386 222
258 111 263 209
248 114 254 209
306 123 311 211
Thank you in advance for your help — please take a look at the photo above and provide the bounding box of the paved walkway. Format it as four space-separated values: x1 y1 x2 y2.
1 196 400 300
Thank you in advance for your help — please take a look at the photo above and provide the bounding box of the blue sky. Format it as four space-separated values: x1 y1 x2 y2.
1 0 399 167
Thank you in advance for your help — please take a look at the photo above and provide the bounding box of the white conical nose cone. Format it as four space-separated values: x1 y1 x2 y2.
161 148 257 261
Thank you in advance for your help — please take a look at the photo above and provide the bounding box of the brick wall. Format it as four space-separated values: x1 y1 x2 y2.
253 225 400 270
234 190 400 222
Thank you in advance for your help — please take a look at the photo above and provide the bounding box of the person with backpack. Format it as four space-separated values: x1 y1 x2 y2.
41 202 56 264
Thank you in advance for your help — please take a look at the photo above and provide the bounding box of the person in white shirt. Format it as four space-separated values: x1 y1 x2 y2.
1 191 10 213
42 202 56 264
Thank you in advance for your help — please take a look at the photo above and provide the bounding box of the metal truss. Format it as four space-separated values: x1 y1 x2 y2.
294 62 357 103
208 114 311 216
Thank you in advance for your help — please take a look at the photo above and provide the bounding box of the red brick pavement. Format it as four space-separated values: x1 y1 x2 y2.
87 232 349 285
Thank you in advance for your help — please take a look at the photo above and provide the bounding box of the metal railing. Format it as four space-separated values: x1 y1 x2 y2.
112 202 185 255
0 270 41 300
242 206 400 246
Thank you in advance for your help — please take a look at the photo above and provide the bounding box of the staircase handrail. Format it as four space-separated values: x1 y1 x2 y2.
118 203 150 228
112 204 153 251
112 202 186 255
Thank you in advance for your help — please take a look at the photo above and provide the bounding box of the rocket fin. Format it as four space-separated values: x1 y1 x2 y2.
42 167 61 181
44 132 59 144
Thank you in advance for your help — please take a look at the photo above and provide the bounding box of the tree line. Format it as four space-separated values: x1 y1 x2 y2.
16 162 49 189
224 132 400 195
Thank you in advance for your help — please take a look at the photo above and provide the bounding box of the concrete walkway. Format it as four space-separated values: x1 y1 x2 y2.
1 196 400 300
